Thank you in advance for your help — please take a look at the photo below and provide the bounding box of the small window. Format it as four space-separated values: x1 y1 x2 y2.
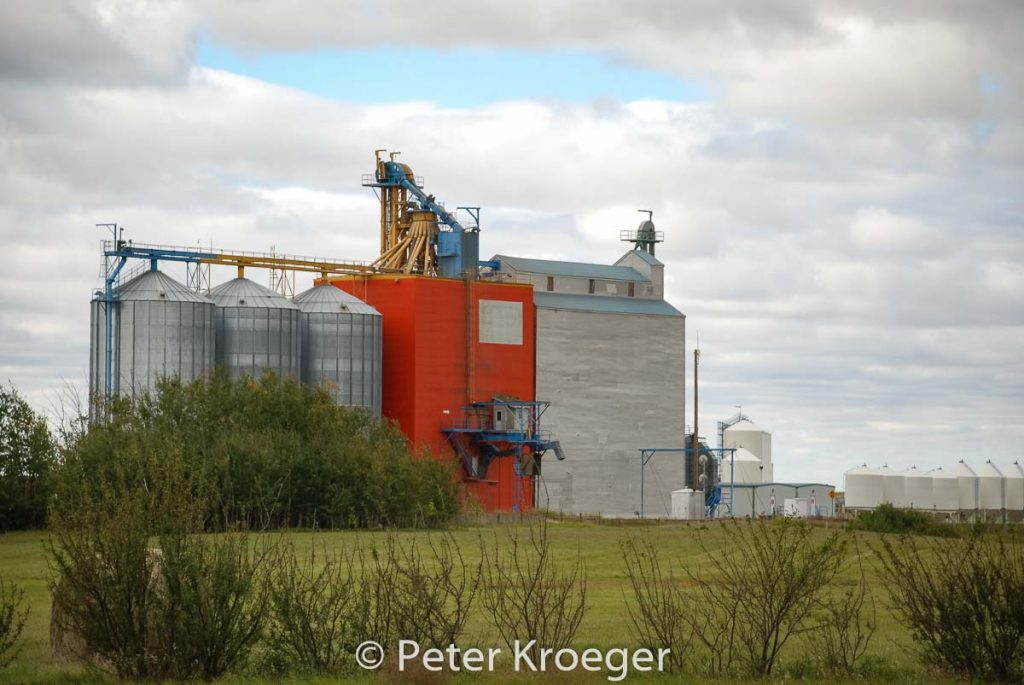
628 282 635 297
496 410 503 423
588 279 596 294
546 276 554 291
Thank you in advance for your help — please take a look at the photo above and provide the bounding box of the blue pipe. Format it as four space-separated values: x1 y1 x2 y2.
103 256 128 404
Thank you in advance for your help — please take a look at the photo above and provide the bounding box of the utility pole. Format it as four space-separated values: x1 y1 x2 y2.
693 346 700 493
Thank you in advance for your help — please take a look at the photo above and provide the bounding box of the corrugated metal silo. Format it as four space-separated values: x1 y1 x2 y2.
952 461 979 511
90 269 215 400
209 277 301 380
878 465 906 507
844 465 883 509
901 466 933 510
977 461 1006 510
1005 462 1024 511
294 284 382 414
928 467 959 511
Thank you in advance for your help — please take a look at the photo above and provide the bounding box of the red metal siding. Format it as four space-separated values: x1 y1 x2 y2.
328 275 536 511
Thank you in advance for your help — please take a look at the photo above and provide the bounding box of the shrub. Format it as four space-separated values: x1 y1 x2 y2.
687 519 846 677
0 383 57 530
877 531 1024 681
388 533 480 651
480 521 587 663
58 371 461 530
0 576 27 669
808 538 876 673
265 543 370 674
620 536 691 671
849 503 956 537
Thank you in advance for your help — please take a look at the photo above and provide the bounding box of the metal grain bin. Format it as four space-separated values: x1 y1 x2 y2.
294 284 382 414
89 269 215 400
209 277 301 380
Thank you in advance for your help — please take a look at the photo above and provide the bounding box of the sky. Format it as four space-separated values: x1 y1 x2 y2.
0 1 1021 485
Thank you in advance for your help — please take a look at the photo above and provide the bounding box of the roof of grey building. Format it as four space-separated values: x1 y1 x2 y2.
617 249 663 266
294 284 380 316
493 254 649 282
534 292 683 317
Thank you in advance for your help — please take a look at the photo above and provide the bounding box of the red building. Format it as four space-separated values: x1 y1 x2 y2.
328 274 538 511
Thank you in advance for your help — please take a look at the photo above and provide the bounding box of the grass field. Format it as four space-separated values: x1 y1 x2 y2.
0 519 957 684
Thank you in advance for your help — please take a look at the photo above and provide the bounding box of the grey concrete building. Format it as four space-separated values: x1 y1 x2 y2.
487 250 686 517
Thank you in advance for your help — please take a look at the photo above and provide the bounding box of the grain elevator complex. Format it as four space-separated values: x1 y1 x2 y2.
89 150 825 518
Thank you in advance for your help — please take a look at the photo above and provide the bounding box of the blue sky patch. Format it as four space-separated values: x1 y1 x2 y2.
197 38 707 106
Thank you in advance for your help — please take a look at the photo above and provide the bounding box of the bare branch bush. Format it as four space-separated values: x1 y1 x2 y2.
620 536 691 671
265 542 369 674
388 532 480 651
687 519 845 678
877 531 1024 682
0 577 27 669
480 520 587 663
808 537 876 674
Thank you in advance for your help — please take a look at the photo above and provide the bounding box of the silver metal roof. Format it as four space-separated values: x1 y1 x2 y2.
534 292 683 317
493 254 649 282
619 249 663 266
294 284 380 316
209 277 300 309
112 270 213 303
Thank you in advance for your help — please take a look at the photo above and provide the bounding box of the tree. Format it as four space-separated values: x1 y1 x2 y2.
0 383 56 530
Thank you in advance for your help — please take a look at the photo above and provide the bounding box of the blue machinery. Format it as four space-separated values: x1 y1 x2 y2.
362 150 485 277
443 400 565 512
638 446 737 518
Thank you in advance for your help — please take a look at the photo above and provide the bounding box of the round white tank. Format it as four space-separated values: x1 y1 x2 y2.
976 461 1006 510
928 468 959 511
722 447 762 484
1004 463 1024 511
723 419 772 482
844 465 883 509
877 465 906 507
952 461 979 511
902 466 933 510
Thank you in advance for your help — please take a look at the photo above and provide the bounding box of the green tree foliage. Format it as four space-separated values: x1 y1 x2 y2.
0 383 57 530
56 371 460 529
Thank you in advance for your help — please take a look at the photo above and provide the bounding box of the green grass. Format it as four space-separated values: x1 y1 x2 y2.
0 520 956 684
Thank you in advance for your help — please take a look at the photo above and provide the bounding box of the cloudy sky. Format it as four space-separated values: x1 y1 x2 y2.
1 1 1021 484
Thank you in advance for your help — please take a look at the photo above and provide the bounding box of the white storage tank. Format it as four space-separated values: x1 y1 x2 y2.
977 461 1006 511
209 277 301 380
671 489 704 520
844 465 883 509
722 447 762 484
953 461 979 511
90 268 215 401
294 284 382 414
902 466 933 510
1005 462 1024 511
928 467 959 511
878 465 906 507
723 419 772 482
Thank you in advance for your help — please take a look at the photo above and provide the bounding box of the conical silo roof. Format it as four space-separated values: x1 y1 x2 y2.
724 419 765 433
209 277 299 309
294 284 380 315
117 270 213 303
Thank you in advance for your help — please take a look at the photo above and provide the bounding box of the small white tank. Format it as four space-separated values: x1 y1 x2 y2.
878 465 906 507
952 461 979 510
902 466 933 510
928 468 959 511
977 461 1006 510
844 465 883 509
723 419 772 482
1005 462 1024 511
722 447 763 484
